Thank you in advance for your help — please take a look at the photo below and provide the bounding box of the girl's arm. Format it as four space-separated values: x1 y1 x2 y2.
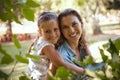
42 46 85 74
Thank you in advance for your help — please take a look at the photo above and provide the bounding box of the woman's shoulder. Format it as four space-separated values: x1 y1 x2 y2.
57 41 66 50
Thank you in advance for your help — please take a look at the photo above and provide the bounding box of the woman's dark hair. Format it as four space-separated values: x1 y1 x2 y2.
58 8 87 49
28 12 58 53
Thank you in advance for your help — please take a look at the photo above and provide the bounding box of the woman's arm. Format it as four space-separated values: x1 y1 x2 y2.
42 46 85 74
84 45 91 56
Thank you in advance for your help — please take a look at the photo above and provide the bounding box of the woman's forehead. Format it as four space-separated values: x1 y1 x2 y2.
61 15 79 24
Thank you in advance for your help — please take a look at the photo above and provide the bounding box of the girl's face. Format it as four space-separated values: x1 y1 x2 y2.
60 15 82 43
39 19 60 44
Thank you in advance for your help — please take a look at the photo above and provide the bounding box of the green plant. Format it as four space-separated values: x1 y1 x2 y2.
48 37 120 80
0 35 30 80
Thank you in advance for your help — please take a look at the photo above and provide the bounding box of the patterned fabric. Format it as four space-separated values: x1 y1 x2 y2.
57 41 87 80
28 37 54 80
57 41 86 66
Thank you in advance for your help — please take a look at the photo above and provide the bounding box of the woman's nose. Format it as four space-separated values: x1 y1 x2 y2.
69 27 75 33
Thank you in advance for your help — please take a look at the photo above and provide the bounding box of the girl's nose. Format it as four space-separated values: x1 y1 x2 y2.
50 31 56 37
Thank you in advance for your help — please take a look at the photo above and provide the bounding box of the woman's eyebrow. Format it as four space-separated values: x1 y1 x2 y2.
72 21 76 23
72 21 77 25
61 24 67 27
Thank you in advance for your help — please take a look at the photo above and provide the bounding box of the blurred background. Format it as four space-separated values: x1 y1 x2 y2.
0 0 120 80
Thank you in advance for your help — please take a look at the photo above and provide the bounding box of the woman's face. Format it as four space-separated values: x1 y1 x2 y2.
60 15 82 43
39 19 60 44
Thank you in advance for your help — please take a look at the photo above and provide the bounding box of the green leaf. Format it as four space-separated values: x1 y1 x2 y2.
55 67 73 80
13 15 21 24
99 48 108 62
22 8 34 21
19 75 30 80
26 54 40 61
0 44 7 55
110 62 120 69
4 0 13 10
15 55 28 64
0 44 14 64
1 55 14 64
107 39 119 55
13 34 21 49
26 0 40 8
19 72 30 80
103 38 120 51
112 53 119 62
72 58 85 67
0 70 8 78
83 56 94 65
0 12 13 21
112 37 120 50
47 71 56 80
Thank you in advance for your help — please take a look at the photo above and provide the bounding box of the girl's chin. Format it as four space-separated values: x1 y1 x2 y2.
51 41 58 44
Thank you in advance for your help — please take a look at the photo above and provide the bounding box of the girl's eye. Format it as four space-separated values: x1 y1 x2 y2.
54 28 59 31
45 30 50 33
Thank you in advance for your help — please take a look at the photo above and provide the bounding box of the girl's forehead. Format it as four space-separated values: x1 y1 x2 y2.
40 19 58 28
41 19 57 25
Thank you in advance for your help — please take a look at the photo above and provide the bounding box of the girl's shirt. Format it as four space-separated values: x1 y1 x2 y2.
28 37 54 80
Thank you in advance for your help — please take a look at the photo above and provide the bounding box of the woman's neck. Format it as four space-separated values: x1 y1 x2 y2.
67 40 81 60
67 40 79 49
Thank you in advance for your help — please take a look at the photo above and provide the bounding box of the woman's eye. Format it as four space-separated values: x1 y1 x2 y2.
73 22 77 27
62 25 68 29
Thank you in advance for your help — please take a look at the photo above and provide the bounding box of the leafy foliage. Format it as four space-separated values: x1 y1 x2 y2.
0 0 40 23
0 35 30 80
0 34 44 80
48 67 74 80
48 37 120 80
0 44 14 64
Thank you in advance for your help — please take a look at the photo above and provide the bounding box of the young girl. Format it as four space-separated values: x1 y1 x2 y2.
28 12 85 80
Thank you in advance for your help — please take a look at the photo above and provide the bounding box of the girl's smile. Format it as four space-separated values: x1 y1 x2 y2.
39 19 60 44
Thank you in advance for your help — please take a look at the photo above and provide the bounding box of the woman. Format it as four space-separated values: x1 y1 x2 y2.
57 8 91 80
